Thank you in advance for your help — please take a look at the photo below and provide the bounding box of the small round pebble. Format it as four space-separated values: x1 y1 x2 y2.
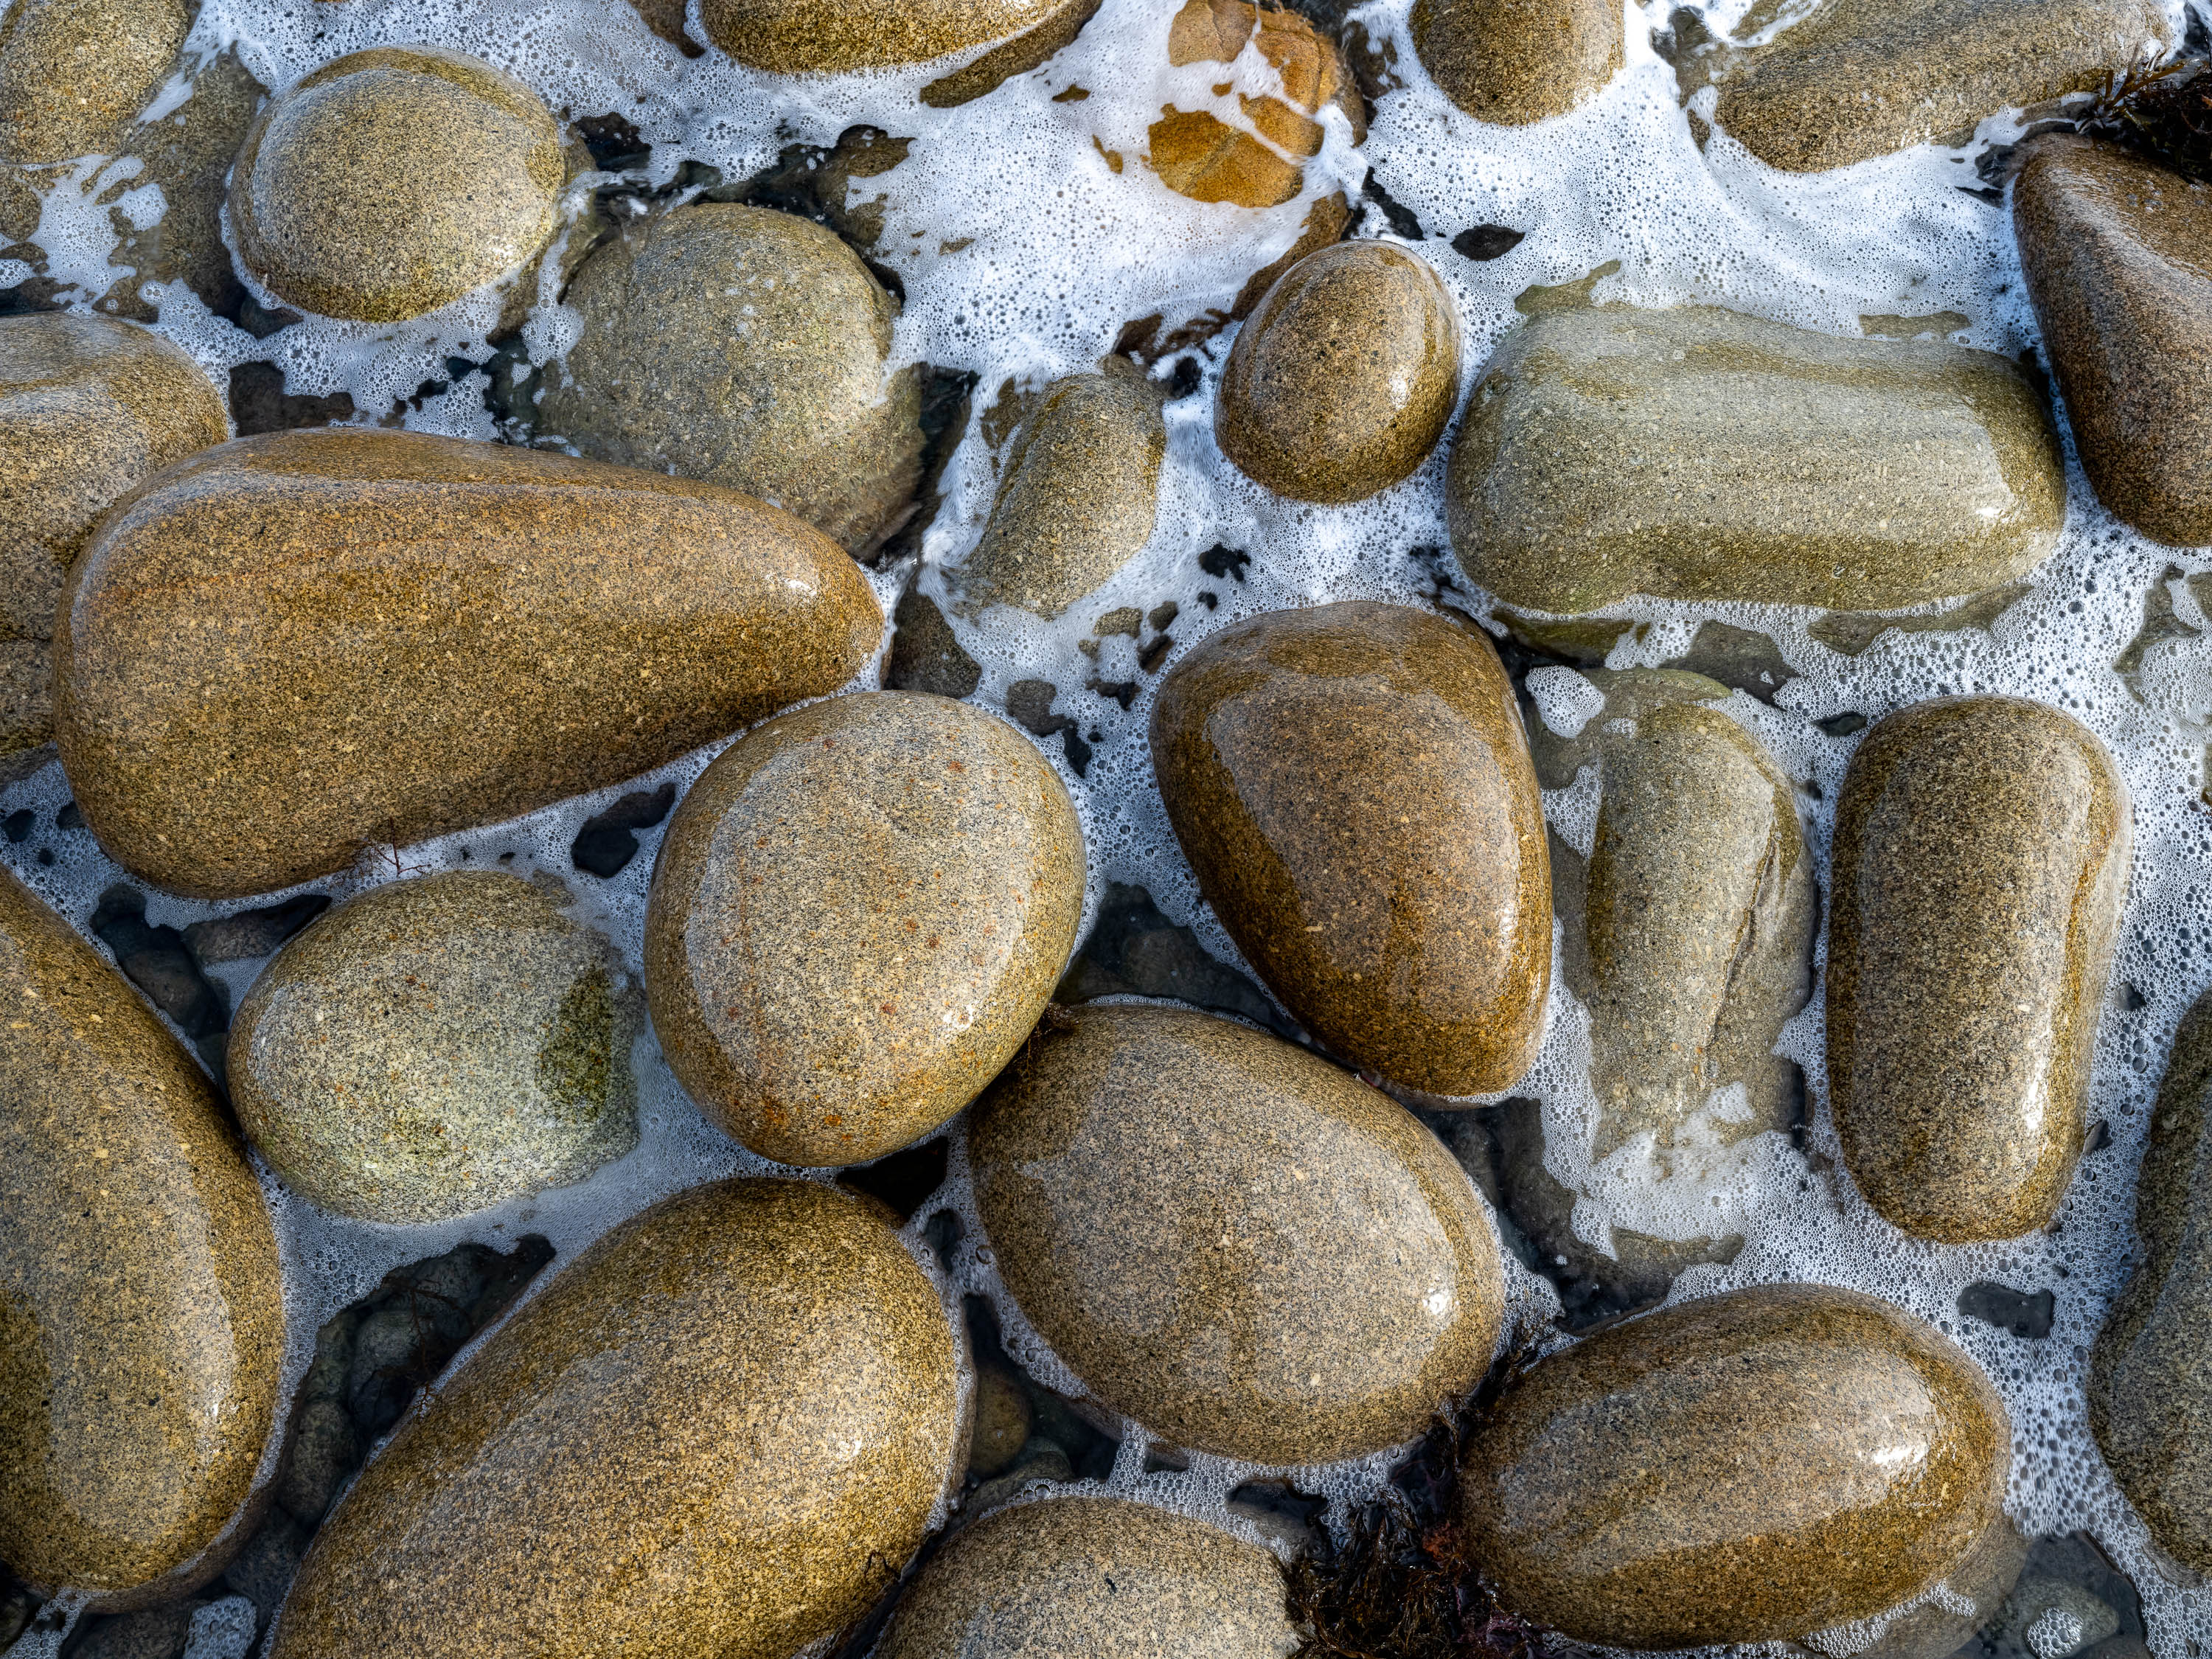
1215 240 1461 504
229 870 641 1223
229 46 563 321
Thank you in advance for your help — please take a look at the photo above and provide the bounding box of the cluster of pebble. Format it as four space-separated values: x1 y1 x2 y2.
4 0 2212 1654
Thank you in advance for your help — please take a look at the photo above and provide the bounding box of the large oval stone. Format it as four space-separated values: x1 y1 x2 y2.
1149 600 1549 1097
1216 242 1461 504
0 866 285 1599
229 47 563 322
268 1178 964 1659
645 691 1085 1167
1 312 229 760
970 1001 1504 1464
54 428 882 900
700 0 1088 72
538 205 923 556
1459 1284 2011 1646
1446 304 2065 613
2014 135 2212 547
880 1495 1300 1658
0 0 187 164
1828 695 2128 1242
1410 0 1621 125
230 871 643 1223
2092 984 2212 1573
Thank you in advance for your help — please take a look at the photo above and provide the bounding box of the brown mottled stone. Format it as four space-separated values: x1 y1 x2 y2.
880 1496 1301 1658
55 428 883 900
2015 135 2212 547
1148 0 1364 211
1409 0 1621 125
1711 0 2169 173
539 204 922 556
2091 984 2212 1572
919 0 1100 105
1 312 228 760
1534 669 1813 1160
700 0 1086 72
1857 1514 2030 1659
267 1178 964 1659
1459 1284 2011 1646
1447 304 2066 613
229 47 563 322
230 871 642 1223
646 691 1084 1167
0 0 187 164
971 1002 1506 1464
1217 242 1459 504
953 363 1165 619
0 866 285 1600
1828 695 2129 1242
1150 601 1549 1097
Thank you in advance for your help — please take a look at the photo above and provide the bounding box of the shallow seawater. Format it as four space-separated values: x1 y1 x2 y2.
7 0 2212 1649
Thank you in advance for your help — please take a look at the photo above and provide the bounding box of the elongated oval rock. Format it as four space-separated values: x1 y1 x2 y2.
54 428 882 900
1150 600 1549 1097
0 866 285 1599
645 691 1085 1168
1446 304 2065 613
1409 0 1621 125
1711 0 2170 174
971 1001 1505 1464
1217 242 1461 504
1828 695 2128 1242
231 871 642 1223
2092 984 2212 1573
1459 1284 2011 1646
880 1497 1300 1658
268 1178 963 1659
2014 135 2212 547
700 0 1088 72
953 364 1166 619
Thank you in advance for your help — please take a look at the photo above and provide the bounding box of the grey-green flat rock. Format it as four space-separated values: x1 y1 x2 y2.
229 870 641 1224
1446 303 2065 613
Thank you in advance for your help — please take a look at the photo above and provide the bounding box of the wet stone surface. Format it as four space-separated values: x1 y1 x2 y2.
0 0 187 164
1410 0 1621 125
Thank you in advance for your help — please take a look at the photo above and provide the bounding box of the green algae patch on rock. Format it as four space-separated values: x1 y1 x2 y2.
2091 984 2212 1573
1408 0 1621 125
1459 1284 2011 1647
0 0 187 164
880 1495 1301 1658
229 46 563 322
952 363 1166 619
1534 669 1813 1163
1709 0 2170 173
54 428 883 900
701 0 1089 72
645 691 1085 1168
1828 695 2129 1243
540 204 924 555
1445 304 2065 613
0 866 285 1600
2015 134 2212 548
229 870 642 1223
1150 599 1549 1098
267 1178 962 1659
971 1002 1505 1465
1216 240 1461 505
1 312 229 759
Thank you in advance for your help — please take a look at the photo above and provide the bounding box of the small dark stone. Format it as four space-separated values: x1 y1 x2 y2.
65 1600 204 1659
2122 982 2148 1011
1060 728 1092 776
574 111 650 170
569 780 678 878
1958 1281 2056 1339
2086 1119 2113 1152
88 885 230 1043
1147 602 1180 632
1087 678 1137 709
33 849 49 865
1453 223 1526 261
227 360 356 437
837 1137 951 1222
1136 634 1174 673
233 296 302 338
1818 712 1869 735
1360 172 1425 240
182 894 331 965
1055 880 1293 1037
1 808 31 842
220 1510 312 1627
1197 543 1251 582
1005 680 1074 737
55 801 83 832
1167 356 1203 398
885 586 982 700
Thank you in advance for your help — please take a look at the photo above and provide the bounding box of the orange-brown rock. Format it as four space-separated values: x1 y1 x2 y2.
1148 0 1363 209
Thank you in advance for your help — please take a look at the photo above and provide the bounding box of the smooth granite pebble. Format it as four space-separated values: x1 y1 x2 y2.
229 871 641 1223
647 691 1084 1167
1410 0 1621 124
1828 696 2129 1242
1460 1284 2011 1646
971 1001 1505 1464
54 428 881 899
1150 600 1550 1097
880 1496 1301 1658
0 866 284 1601
700 0 1091 72
0 0 187 163
268 1179 964 1659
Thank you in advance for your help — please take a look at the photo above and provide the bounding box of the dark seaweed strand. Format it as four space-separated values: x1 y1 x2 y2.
2076 55 2212 183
